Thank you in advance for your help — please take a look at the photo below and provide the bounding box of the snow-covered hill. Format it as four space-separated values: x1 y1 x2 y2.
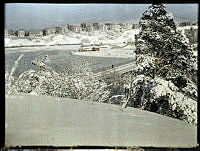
4 29 140 47
5 26 198 48
6 93 197 147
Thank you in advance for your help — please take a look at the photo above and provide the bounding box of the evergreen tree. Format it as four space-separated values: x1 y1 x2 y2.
126 4 197 125
136 4 197 83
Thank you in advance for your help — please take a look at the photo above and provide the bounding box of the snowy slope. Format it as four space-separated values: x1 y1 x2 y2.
4 29 140 48
6 93 197 147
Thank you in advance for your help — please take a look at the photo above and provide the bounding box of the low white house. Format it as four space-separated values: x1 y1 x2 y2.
93 23 99 31
43 28 56 36
28 31 35 37
99 24 107 32
56 26 68 34
81 23 87 31
86 24 94 32
16 30 25 38
126 24 133 30
73 25 81 33
35 31 43 37
111 24 121 31
68 25 81 33
105 23 112 30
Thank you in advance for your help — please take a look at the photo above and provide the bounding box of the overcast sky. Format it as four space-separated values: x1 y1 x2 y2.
5 3 198 31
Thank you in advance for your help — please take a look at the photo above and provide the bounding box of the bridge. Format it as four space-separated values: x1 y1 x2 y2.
94 61 136 78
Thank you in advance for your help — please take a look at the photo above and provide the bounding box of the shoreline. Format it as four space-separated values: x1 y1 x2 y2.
4 43 82 49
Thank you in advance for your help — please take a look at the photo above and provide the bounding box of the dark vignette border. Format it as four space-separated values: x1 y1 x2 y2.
1 0 199 150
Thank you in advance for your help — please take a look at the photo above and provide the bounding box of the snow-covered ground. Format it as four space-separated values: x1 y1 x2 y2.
72 47 136 58
6 93 197 147
5 29 139 58
5 26 197 58
5 29 140 48
4 26 198 48
5 45 80 54
5 44 136 59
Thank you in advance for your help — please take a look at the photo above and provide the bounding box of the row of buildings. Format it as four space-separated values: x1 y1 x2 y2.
177 21 198 44
4 23 138 38
43 23 138 35
177 21 198 27
5 21 198 38
4 29 43 38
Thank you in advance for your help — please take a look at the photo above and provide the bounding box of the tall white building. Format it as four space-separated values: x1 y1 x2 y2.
86 24 94 32
99 24 107 32
126 24 133 30
56 26 68 34
111 24 121 31
4 29 9 37
43 28 56 36
73 25 81 33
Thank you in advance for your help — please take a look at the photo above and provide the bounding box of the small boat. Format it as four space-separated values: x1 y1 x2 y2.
79 46 100 52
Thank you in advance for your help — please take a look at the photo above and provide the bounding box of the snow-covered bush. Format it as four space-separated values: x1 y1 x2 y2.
126 75 197 125
150 77 197 124
5 54 24 96
102 71 129 104
126 4 197 125
13 55 111 102
16 69 40 93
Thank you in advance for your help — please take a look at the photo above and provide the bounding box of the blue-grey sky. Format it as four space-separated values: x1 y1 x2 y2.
5 3 198 31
